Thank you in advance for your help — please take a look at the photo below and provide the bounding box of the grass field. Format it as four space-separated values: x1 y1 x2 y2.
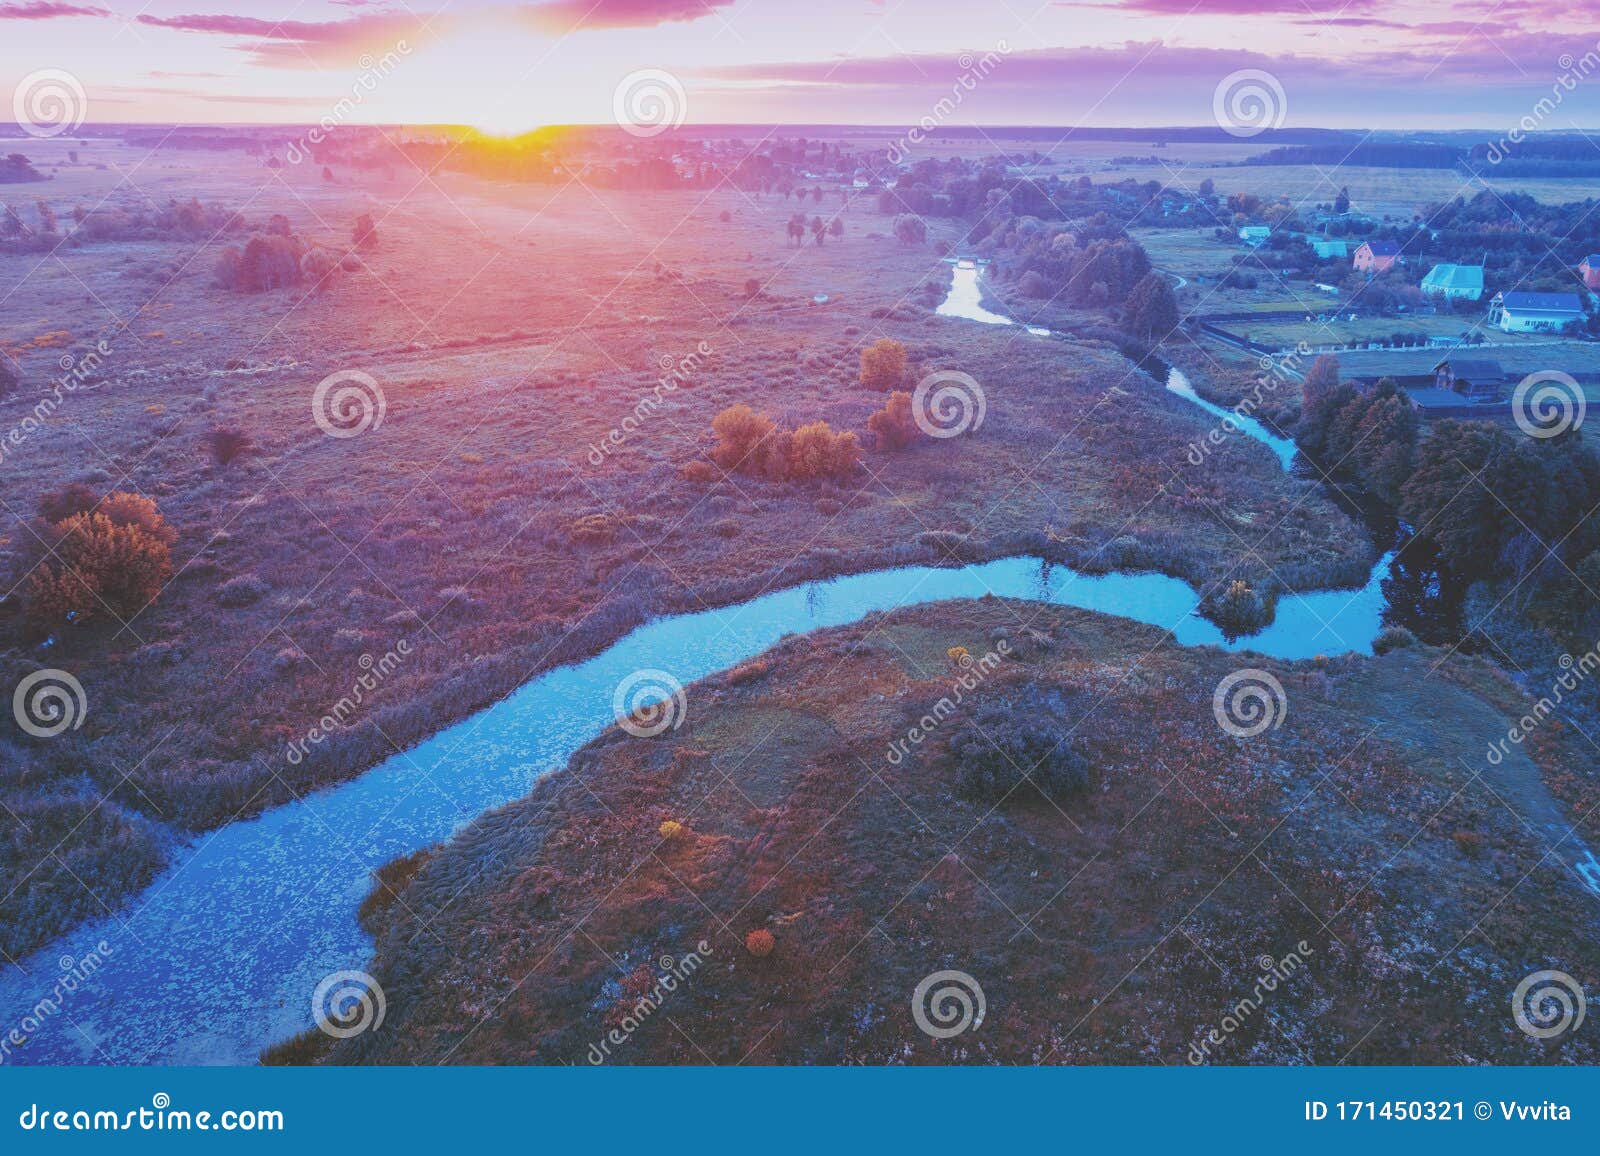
1100 163 1600 218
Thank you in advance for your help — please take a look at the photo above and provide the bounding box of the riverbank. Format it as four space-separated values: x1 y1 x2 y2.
317 599 1600 1065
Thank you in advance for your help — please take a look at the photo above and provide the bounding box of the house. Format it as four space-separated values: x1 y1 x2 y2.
1238 226 1271 247
1432 357 1504 400
1580 254 1600 290
1310 238 1348 259
1490 291 1585 333
1403 387 1510 421
1420 263 1485 302
1353 240 1401 273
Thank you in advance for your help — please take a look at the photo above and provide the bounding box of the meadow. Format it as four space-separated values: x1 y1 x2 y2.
0 141 1369 960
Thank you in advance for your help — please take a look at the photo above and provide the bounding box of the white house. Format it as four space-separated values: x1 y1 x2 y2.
1238 226 1271 247
1420 263 1485 302
1490 291 1585 333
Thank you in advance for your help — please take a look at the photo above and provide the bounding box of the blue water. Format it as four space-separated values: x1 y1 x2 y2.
0 259 1382 1066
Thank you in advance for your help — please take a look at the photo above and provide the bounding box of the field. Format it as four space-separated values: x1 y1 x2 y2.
0 142 1373 961
1101 163 1600 219
313 600 1600 1065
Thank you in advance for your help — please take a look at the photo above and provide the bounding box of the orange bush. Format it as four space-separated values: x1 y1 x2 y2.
787 421 860 481
858 338 906 390
710 408 858 483
744 929 775 957
28 509 173 625
658 820 685 840
867 390 920 450
710 404 776 472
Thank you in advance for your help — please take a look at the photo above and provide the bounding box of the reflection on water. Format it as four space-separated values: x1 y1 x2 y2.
936 262 1021 328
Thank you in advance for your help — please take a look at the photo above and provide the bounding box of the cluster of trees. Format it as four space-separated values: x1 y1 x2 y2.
1296 359 1600 623
215 213 372 293
784 212 842 245
25 488 175 629
708 404 861 483
1007 232 1153 311
1298 360 1420 504
0 153 44 184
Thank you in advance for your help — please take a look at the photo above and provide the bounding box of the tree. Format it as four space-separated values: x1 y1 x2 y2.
828 217 843 239
35 199 56 234
1123 271 1179 341
811 215 825 246
1399 420 1511 579
786 213 806 246
352 212 378 250
892 213 927 244
867 390 919 450
1334 186 1350 214
0 353 17 400
858 338 907 390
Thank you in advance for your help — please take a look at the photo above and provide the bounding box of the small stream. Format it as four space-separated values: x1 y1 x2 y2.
0 257 1406 1067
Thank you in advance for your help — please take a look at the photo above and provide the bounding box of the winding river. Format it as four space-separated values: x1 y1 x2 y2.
0 259 1397 1066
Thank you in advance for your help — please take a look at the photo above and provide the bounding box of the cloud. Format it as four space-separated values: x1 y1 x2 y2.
520 0 736 33
0 1 109 18
136 9 433 67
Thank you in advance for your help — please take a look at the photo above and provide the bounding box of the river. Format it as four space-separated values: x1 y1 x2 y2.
0 257 1401 1066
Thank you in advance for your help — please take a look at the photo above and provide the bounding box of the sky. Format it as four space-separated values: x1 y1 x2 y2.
4 0 1600 132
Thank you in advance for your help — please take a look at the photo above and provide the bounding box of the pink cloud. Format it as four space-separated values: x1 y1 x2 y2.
0 1 109 18
520 0 736 33
135 9 433 67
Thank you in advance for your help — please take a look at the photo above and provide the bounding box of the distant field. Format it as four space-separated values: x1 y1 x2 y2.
1101 163 1600 217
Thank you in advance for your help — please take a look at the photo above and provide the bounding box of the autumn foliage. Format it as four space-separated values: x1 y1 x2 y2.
709 405 858 483
858 338 907 390
867 390 920 450
27 492 175 626
744 929 775 957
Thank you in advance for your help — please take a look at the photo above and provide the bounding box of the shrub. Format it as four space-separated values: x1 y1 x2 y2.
216 234 304 292
1208 580 1271 638
1019 269 1049 298
208 426 252 466
710 404 777 472
867 390 920 449
658 820 684 840
218 573 271 608
892 213 927 244
859 338 907 390
27 506 174 625
37 482 98 524
949 687 1090 805
787 421 860 481
744 928 775 957
679 459 718 483
353 212 378 250
0 353 17 399
1372 625 1417 655
300 247 339 287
